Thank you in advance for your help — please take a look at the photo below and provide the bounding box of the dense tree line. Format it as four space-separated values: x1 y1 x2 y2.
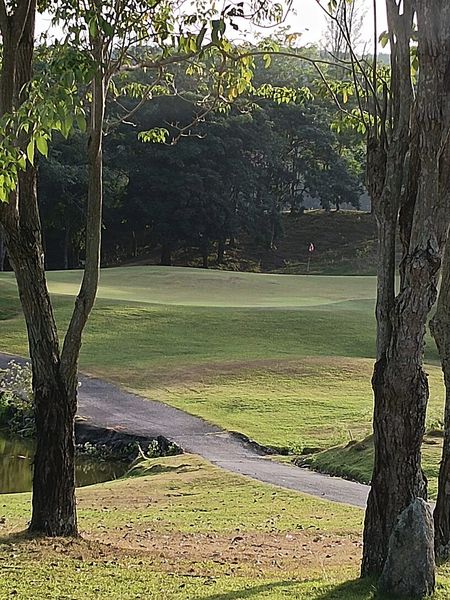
29 58 364 271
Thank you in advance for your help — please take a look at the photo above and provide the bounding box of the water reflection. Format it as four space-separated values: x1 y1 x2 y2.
0 431 128 493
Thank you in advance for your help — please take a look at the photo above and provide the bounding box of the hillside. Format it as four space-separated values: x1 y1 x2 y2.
121 210 378 275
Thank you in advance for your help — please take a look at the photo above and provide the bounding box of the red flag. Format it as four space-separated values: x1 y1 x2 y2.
308 242 315 253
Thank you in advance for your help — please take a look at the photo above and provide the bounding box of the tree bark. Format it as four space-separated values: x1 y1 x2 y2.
362 0 450 578
0 0 109 536
0 0 79 536
431 236 450 557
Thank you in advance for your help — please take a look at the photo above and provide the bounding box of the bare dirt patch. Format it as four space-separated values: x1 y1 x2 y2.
86 528 362 576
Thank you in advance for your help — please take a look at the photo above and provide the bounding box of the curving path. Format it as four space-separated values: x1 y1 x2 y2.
0 353 369 508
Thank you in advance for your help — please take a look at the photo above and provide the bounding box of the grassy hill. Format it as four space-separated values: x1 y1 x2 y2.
123 210 379 275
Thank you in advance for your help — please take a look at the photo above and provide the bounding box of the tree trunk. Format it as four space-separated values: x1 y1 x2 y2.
4 167 78 535
201 239 209 269
131 230 137 258
63 226 70 270
217 238 225 264
0 226 5 271
431 237 450 557
160 242 172 266
362 0 450 578
5 0 79 536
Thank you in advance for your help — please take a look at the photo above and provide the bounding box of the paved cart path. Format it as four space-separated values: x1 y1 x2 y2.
0 353 369 508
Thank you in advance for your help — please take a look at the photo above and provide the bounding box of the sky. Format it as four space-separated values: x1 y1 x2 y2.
286 0 387 48
36 0 388 49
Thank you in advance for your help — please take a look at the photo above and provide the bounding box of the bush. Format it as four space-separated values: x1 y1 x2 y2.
0 360 34 436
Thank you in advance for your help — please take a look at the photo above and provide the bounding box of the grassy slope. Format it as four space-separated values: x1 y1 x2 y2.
0 266 444 488
125 210 379 275
2 454 450 599
302 434 443 498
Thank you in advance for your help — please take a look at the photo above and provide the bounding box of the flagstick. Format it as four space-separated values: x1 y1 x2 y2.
307 256 311 273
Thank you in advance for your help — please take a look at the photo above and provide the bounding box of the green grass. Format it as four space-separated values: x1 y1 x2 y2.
0 266 378 308
2 454 450 599
152 360 444 452
302 434 443 499
0 265 445 489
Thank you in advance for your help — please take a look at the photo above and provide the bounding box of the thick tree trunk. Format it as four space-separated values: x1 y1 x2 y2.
4 1 79 536
431 237 450 557
5 180 78 536
362 0 450 579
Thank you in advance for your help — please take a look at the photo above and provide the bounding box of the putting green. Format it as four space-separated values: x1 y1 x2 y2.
0 265 377 308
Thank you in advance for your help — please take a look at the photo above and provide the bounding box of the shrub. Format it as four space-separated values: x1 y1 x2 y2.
0 360 34 436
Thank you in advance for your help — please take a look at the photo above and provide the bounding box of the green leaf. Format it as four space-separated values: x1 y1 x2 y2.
36 136 48 158
26 141 35 165
379 31 389 48
99 16 114 37
76 113 87 133
89 18 98 39
18 154 27 170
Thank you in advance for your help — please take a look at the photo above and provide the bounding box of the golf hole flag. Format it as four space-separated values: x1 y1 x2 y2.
308 242 315 253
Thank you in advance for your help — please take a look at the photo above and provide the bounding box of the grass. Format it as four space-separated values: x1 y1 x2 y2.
2 454 450 599
0 266 444 483
0 266 448 598
302 433 443 499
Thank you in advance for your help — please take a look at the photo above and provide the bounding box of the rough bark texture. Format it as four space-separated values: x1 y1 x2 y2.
379 499 436 598
431 237 450 558
362 0 450 578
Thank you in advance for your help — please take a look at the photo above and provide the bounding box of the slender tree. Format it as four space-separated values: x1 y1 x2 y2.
0 0 284 536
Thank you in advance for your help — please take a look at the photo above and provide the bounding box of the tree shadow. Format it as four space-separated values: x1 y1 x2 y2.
202 580 298 600
0 530 30 546
315 577 380 599
203 577 382 600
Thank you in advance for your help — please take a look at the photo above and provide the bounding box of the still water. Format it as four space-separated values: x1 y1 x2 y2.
0 431 128 493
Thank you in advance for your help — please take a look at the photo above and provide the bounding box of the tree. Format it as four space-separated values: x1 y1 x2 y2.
324 0 367 59
0 0 274 536
360 0 450 582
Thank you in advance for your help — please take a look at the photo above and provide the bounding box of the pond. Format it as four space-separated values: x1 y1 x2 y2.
0 431 129 493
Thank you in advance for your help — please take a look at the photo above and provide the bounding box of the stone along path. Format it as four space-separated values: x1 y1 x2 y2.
0 353 369 508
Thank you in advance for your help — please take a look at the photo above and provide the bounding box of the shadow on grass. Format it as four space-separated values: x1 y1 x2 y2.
203 577 380 600
315 578 379 600
203 580 298 600
0 530 31 546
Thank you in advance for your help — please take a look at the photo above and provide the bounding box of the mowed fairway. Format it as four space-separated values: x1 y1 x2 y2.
0 266 444 479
